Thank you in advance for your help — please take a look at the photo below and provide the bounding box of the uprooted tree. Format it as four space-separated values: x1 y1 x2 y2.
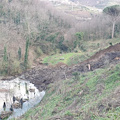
103 5 120 39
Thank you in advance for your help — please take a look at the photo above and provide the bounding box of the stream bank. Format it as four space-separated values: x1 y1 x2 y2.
0 78 45 119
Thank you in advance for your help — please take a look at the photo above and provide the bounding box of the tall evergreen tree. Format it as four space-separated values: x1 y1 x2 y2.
2 46 8 74
103 5 120 38
75 32 84 49
24 39 29 69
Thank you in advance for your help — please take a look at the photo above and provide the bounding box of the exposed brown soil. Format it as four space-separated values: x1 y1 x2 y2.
84 43 120 63
23 43 120 91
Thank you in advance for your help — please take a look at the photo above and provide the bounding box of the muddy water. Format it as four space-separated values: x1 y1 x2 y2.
0 78 45 119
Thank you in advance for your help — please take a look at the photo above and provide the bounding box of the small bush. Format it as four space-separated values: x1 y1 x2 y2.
65 111 73 116
72 72 80 81
35 47 43 57
109 42 113 46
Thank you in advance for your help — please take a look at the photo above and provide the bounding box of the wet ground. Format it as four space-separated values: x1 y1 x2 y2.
0 78 45 119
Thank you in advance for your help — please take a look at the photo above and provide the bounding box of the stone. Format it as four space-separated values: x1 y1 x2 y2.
12 102 21 109
29 88 35 92
60 57 64 60
0 111 13 119
15 97 20 101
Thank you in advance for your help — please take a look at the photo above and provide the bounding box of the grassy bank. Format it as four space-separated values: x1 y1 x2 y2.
17 62 120 120
43 52 88 66
42 38 120 66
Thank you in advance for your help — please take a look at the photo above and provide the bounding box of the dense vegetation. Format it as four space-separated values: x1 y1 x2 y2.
0 0 73 75
0 0 120 76
0 0 120 120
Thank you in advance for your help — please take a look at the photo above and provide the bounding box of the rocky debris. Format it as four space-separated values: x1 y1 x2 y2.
60 57 64 60
1 76 15 81
29 88 35 92
24 64 68 90
15 97 28 103
12 102 21 109
67 51 120 75
86 43 120 62
0 111 13 119
15 97 21 101
35 58 44 65
23 43 120 91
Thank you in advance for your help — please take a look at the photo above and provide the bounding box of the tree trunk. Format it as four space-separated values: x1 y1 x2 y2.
112 21 115 39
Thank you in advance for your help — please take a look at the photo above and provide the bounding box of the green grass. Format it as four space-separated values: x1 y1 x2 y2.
42 38 120 66
43 52 87 65
16 38 120 120
19 63 120 120
92 107 120 120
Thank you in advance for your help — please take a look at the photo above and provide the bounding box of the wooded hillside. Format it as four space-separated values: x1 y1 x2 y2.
0 0 120 75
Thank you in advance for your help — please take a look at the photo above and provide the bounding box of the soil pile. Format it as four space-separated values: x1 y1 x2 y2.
24 43 120 90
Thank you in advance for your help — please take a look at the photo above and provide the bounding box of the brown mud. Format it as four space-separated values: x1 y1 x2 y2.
23 43 120 91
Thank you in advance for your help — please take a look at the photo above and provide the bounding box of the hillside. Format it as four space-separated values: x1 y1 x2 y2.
15 42 120 120
0 0 120 120
71 0 119 8
48 0 120 14
65 0 120 9
0 0 120 76
0 0 75 75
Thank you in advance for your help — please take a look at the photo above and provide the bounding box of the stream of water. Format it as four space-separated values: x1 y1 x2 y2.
0 77 45 119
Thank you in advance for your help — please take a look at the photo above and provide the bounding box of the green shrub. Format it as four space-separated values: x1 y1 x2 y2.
35 46 43 57
72 72 80 81
65 111 73 116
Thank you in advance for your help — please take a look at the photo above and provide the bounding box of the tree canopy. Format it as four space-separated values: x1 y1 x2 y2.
103 5 120 38
103 5 120 18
